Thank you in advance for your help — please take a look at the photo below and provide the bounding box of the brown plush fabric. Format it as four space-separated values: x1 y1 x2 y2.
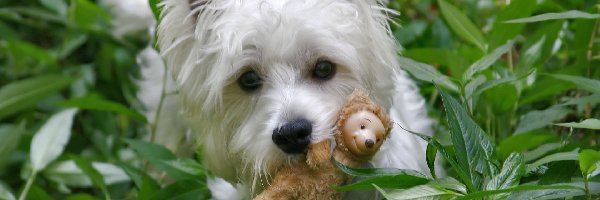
254 90 393 200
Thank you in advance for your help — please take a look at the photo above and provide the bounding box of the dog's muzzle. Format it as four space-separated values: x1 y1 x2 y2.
272 118 312 154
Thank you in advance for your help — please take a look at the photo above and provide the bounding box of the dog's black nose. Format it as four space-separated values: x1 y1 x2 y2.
272 119 312 154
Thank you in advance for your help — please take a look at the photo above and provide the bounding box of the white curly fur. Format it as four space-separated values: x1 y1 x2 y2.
112 0 438 199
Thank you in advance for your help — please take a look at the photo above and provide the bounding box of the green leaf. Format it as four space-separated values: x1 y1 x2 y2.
27 185 53 200
148 180 206 200
0 75 73 120
71 156 110 200
148 0 160 21
162 159 206 178
497 131 558 160
555 119 600 130
39 0 67 16
117 162 160 192
456 184 584 200
579 149 600 178
30 109 78 172
485 153 526 199
514 106 571 134
0 183 15 200
125 139 198 180
515 36 545 76
487 0 537 49
426 142 438 179
43 160 130 187
375 179 464 200
438 86 499 191
139 175 161 200
546 74 600 93
437 0 486 51
526 149 579 173
558 93 600 106
333 160 427 178
397 57 459 92
336 174 429 191
505 10 600 23
68 0 109 30
462 41 514 82
0 123 24 167
402 48 468 77
66 193 99 200
58 96 148 123
523 143 562 163
506 182 599 200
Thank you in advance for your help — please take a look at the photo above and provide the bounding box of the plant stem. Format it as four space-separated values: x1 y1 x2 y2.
586 20 599 78
507 48 514 73
150 62 169 144
18 171 37 200
584 174 591 200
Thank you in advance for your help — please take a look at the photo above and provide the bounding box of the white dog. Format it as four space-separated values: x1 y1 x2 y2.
121 0 436 199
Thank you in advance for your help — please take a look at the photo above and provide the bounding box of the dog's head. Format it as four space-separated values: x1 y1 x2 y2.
158 0 400 190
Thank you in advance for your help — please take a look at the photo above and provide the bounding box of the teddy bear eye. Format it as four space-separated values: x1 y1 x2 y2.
360 125 366 129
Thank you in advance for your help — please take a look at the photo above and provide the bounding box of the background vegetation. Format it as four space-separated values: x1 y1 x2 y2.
0 0 599 199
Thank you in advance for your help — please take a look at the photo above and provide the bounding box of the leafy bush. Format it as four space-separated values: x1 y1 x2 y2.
0 0 598 200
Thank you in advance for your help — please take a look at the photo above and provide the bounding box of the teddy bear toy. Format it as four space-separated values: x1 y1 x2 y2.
254 90 393 200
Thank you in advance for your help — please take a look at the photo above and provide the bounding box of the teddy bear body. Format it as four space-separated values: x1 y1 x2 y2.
254 90 393 200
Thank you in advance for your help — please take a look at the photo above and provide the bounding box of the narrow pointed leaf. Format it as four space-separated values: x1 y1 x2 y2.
438 0 486 50
526 149 579 173
505 10 600 23
456 184 584 200
514 106 571 134
30 108 78 171
555 119 600 130
336 174 429 191
43 160 130 187
438 86 499 191
58 96 148 123
485 153 526 199
333 160 427 178
462 41 514 82
398 57 459 92
375 182 462 200
0 75 73 120
546 74 600 93
71 156 110 199
426 143 438 179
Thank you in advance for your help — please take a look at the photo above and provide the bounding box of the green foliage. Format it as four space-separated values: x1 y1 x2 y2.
0 0 599 199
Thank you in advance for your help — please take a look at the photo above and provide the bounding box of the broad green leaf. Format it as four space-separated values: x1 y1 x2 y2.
505 10 600 23
71 156 110 200
437 0 485 51
462 41 514 82
426 143 438 179
0 75 73 120
30 109 78 171
398 57 459 92
375 183 462 200
336 174 429 191
333 160 427 178
485 153 526 199
139 174 161 200
468 76 520 99
27 186 53 200
464 75 486 110
487 0 536 49
148 180 207 200
43 160 130 187
456 184 584 200
546 74 600 93
438 86 499 191
497 132 558 160
506 182 600 200
39 0 67 16
59 96 148 123
162 159 206 178
526 149 579 173
555 119 600 130
0 183 15 200
514 106 571 134
68 0 110 30
579 149 600 178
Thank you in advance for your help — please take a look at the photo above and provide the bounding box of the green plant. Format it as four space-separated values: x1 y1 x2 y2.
0 0 599 200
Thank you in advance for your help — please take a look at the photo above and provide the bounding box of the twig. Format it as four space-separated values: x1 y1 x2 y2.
18 171 37 200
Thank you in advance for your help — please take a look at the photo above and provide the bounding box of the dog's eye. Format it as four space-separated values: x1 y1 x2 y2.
313 60 336 80
238 71 262 91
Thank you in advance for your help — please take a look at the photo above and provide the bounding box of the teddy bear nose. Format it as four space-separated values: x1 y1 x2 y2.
272 118 312 154
365 139 375 148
